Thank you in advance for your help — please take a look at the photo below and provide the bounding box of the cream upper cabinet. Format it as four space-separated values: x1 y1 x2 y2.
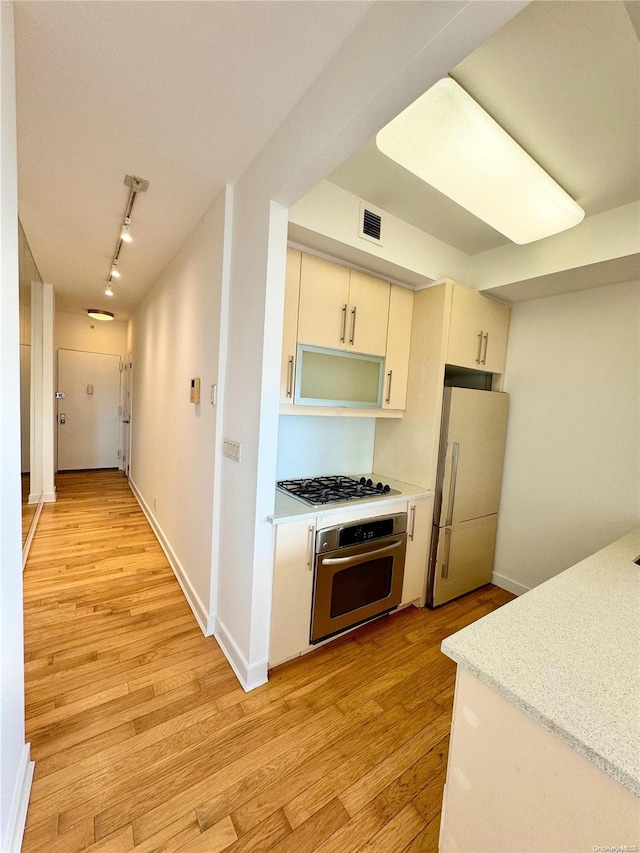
383 284 414 409
447 284 510 375
297 253 350 350
280 248 301 405
347 269 390 357
297 254 390 357
401 496 433 606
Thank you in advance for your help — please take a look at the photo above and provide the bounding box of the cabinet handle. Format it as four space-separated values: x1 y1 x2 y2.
385 370 393 404
286 355 294 398
441 527 452 579
409 504 416 541
475 331 483 364
306 525 315 571
481 332 489 365
350 306 357 345
340 304 348 343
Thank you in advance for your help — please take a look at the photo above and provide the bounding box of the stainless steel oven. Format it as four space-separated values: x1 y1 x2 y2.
310 513 407 644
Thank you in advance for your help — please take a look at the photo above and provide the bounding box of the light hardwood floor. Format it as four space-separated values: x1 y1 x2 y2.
22 470 514 852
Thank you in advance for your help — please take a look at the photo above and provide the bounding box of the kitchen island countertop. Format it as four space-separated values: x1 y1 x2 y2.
269 474 434 524
441 527 640 796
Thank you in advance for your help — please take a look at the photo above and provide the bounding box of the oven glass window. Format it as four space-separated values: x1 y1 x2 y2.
330 557 393 618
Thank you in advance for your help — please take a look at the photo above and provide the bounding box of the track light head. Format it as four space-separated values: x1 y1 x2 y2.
120 219 132 243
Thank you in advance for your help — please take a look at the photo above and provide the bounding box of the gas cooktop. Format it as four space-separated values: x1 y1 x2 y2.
277 475 401 507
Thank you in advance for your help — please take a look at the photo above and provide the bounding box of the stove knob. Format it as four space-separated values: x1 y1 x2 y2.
366 478 373 487
383 484 390 493
376 482 383 490
360 477 367 485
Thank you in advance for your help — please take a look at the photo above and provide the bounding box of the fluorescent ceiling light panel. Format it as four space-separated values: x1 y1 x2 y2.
376 78 585 244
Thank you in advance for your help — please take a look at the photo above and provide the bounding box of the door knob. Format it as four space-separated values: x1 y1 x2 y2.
59 413 66 424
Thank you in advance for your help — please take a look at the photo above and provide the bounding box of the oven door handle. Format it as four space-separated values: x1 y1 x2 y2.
320 538 404 566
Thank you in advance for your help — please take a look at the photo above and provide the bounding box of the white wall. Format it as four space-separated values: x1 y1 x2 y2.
56 310 127 355
0 4 32 849
494 281 640 592
128 188 229 632
276 416 375 480
289 180 467 286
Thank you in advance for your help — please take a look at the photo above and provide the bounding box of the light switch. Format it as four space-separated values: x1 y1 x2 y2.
223 439 242 462
190 377 201 404
87 384 94 395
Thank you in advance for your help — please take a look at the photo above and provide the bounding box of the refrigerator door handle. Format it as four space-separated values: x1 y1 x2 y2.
441 527 452 579
445 442 460 526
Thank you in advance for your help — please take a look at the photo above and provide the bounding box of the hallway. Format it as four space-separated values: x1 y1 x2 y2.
22 471 513 852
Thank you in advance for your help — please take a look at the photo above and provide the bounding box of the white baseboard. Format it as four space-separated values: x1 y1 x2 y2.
214 616 268 693
4 743 34 853
492 571 530 597
22 499 44 571
128 477 210 637
41 490 56 503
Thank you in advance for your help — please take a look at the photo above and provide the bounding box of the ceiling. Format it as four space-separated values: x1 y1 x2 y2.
328 0 640 256
14 0 373 319
14 1 640 320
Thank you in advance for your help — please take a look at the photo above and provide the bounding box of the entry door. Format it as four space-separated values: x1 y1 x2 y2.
57 349 122 470
121 352 133 478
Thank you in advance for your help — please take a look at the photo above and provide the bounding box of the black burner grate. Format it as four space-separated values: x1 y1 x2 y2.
277 476 399 506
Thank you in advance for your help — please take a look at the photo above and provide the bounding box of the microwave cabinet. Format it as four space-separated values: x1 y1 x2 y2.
280 249 414 413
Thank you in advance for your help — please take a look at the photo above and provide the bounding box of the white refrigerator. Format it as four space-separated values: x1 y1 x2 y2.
428 386 509 607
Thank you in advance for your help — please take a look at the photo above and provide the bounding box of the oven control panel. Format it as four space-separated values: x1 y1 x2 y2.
316 512 407 555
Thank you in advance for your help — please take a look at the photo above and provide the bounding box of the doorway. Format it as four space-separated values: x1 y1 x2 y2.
56 348 122 470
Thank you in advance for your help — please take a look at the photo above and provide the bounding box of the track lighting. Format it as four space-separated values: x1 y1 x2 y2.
120 219 132 243
88 309 114 322
100 174 149 304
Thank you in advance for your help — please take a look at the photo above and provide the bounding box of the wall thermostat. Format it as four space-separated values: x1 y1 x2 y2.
190 378 201 404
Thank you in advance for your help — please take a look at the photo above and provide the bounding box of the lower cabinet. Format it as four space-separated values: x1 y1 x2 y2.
440 668 639 851
270 496 433 669
401 496 433 606
269 519 315 667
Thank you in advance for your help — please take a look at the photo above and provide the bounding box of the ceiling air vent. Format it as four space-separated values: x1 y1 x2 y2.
359 203 383 246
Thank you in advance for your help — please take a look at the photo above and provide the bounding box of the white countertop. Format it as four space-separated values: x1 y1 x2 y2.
269 474 434 524
441 527 640 796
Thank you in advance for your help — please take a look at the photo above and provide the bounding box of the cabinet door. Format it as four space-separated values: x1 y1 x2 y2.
347 269 390 357
280 248 301 405
401 497 433 606
297 253 350 350
269 520 315 667
480 297 510 374
383 285 413 409
446 284 486 370
447 284 510 374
